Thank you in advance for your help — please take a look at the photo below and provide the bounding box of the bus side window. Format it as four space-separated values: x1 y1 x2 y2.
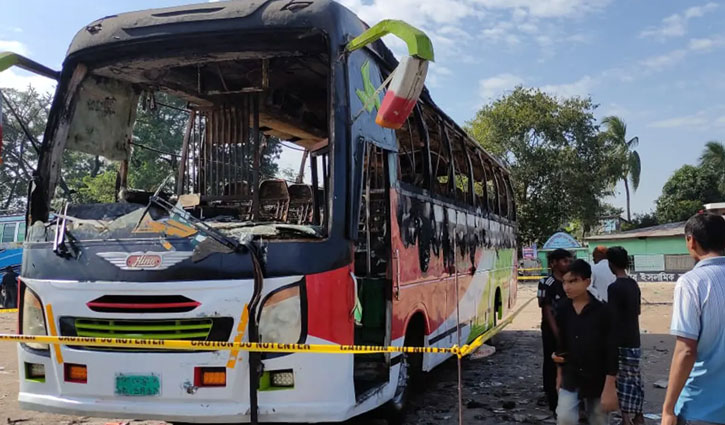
16 222 26 242
1 223 16 243
496 169 508 218
424 110 452 199
470 149 486 211
395 116 426 189
484 162 498 215
505 175 516 220
451 133 472 205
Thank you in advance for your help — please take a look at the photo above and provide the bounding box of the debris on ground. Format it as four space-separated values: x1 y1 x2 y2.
653 380 669 389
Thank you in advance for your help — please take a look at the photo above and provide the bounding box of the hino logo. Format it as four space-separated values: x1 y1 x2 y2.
97 251 192 270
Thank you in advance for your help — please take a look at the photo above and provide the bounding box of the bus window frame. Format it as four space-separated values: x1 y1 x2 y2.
413 104 433 192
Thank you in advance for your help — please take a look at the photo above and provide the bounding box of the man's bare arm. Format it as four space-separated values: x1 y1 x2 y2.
662 337 698 421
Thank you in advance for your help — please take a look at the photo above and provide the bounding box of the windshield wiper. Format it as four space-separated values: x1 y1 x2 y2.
132 176 243 251
152 195 243 252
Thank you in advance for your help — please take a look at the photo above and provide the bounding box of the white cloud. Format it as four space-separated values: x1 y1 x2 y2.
684 2 719 19
689 37 715 51
479 73 524 100
0 40 29 56
640 2 718 40
637 34 724 74
640 49 687 70
427 64 453 87
481 21 522 46
540 75 595 98
339 0 477 28
0 68 57 94
471 0 612 18
649 112 708 129
341 0 610 65
688 37 724 51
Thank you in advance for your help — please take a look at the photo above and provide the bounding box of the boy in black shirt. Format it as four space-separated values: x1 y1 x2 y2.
554 259 618 425
607 247 644 425
537 248 573 413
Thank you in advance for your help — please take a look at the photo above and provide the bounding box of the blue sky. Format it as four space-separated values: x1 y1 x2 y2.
1 0 724 215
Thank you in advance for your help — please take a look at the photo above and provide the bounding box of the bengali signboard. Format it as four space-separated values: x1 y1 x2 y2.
635 272 680 282
522 244 538 259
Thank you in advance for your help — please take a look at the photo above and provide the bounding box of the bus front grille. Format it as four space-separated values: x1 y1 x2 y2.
59 317 234 351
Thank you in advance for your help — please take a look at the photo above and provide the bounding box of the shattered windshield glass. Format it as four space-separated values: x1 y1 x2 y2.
50 32 331 241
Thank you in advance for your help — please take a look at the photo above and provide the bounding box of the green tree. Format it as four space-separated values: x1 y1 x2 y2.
77 169 119 203
699 141 725 193
0 86 51 211
655 165 722 223
466 87 626 243
621 212 658 231
601 116 641 222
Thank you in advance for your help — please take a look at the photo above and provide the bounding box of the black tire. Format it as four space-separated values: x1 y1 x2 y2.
384 325 424 424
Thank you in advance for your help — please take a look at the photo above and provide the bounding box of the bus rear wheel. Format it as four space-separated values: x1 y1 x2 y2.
384 324 423 424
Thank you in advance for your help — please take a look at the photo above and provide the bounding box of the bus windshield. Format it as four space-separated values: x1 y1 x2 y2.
50 30 330 241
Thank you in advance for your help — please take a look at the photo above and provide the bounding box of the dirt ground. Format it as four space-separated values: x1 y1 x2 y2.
0 282 676 425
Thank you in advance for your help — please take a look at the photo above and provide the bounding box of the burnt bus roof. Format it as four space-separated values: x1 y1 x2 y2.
65 0 508 173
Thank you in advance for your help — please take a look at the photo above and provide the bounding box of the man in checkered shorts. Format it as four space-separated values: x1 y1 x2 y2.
607 247 644 425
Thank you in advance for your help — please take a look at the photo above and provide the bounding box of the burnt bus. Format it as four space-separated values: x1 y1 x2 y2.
13 0 516 423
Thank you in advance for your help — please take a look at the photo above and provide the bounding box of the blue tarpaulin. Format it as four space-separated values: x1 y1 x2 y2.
0 248 22 271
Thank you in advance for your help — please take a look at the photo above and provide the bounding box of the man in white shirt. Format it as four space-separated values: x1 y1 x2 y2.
589 246 616 302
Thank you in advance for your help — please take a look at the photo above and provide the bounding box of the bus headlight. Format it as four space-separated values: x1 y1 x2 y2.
21 289 49 351
258 286 302 344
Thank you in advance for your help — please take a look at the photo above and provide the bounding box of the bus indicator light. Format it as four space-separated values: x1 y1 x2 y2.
64 363 87 383
194 367 226 387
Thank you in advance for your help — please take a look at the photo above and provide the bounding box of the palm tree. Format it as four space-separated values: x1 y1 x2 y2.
601 116 641 221
699 141 725 193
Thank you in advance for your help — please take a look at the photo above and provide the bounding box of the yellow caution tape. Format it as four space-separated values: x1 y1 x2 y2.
0 334 461 355
519 267 545 271
460 297 535 357
0 297 535 358
518 276 546 281
0 308 17 314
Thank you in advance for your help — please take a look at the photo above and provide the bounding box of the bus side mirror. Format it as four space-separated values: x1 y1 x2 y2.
375 55 428 130
346 20 434 130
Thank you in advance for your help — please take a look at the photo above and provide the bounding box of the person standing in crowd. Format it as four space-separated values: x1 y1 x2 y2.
1 266 18 308
607 247 644 425
554 259 619 425
662 213 725 425
537 248 573 415
590 245 616 302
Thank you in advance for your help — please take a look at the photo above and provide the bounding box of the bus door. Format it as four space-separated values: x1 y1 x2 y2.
351 140 395 398
345 41 399 398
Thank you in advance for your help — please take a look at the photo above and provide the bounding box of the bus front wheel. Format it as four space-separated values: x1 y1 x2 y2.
384 321 424 424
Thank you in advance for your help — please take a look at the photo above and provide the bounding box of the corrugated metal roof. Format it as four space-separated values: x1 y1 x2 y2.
586 221 686 241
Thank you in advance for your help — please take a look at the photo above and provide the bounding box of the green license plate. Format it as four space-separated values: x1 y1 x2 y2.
115 374 160 396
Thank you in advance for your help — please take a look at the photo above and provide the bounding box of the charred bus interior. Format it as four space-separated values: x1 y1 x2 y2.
49 31 331 241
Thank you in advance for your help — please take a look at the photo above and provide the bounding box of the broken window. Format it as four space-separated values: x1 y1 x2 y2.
483 161 499 215
51 31 331 239
451 131 472 205
470 148 486 211
356 143 388 276
396 116 427 189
